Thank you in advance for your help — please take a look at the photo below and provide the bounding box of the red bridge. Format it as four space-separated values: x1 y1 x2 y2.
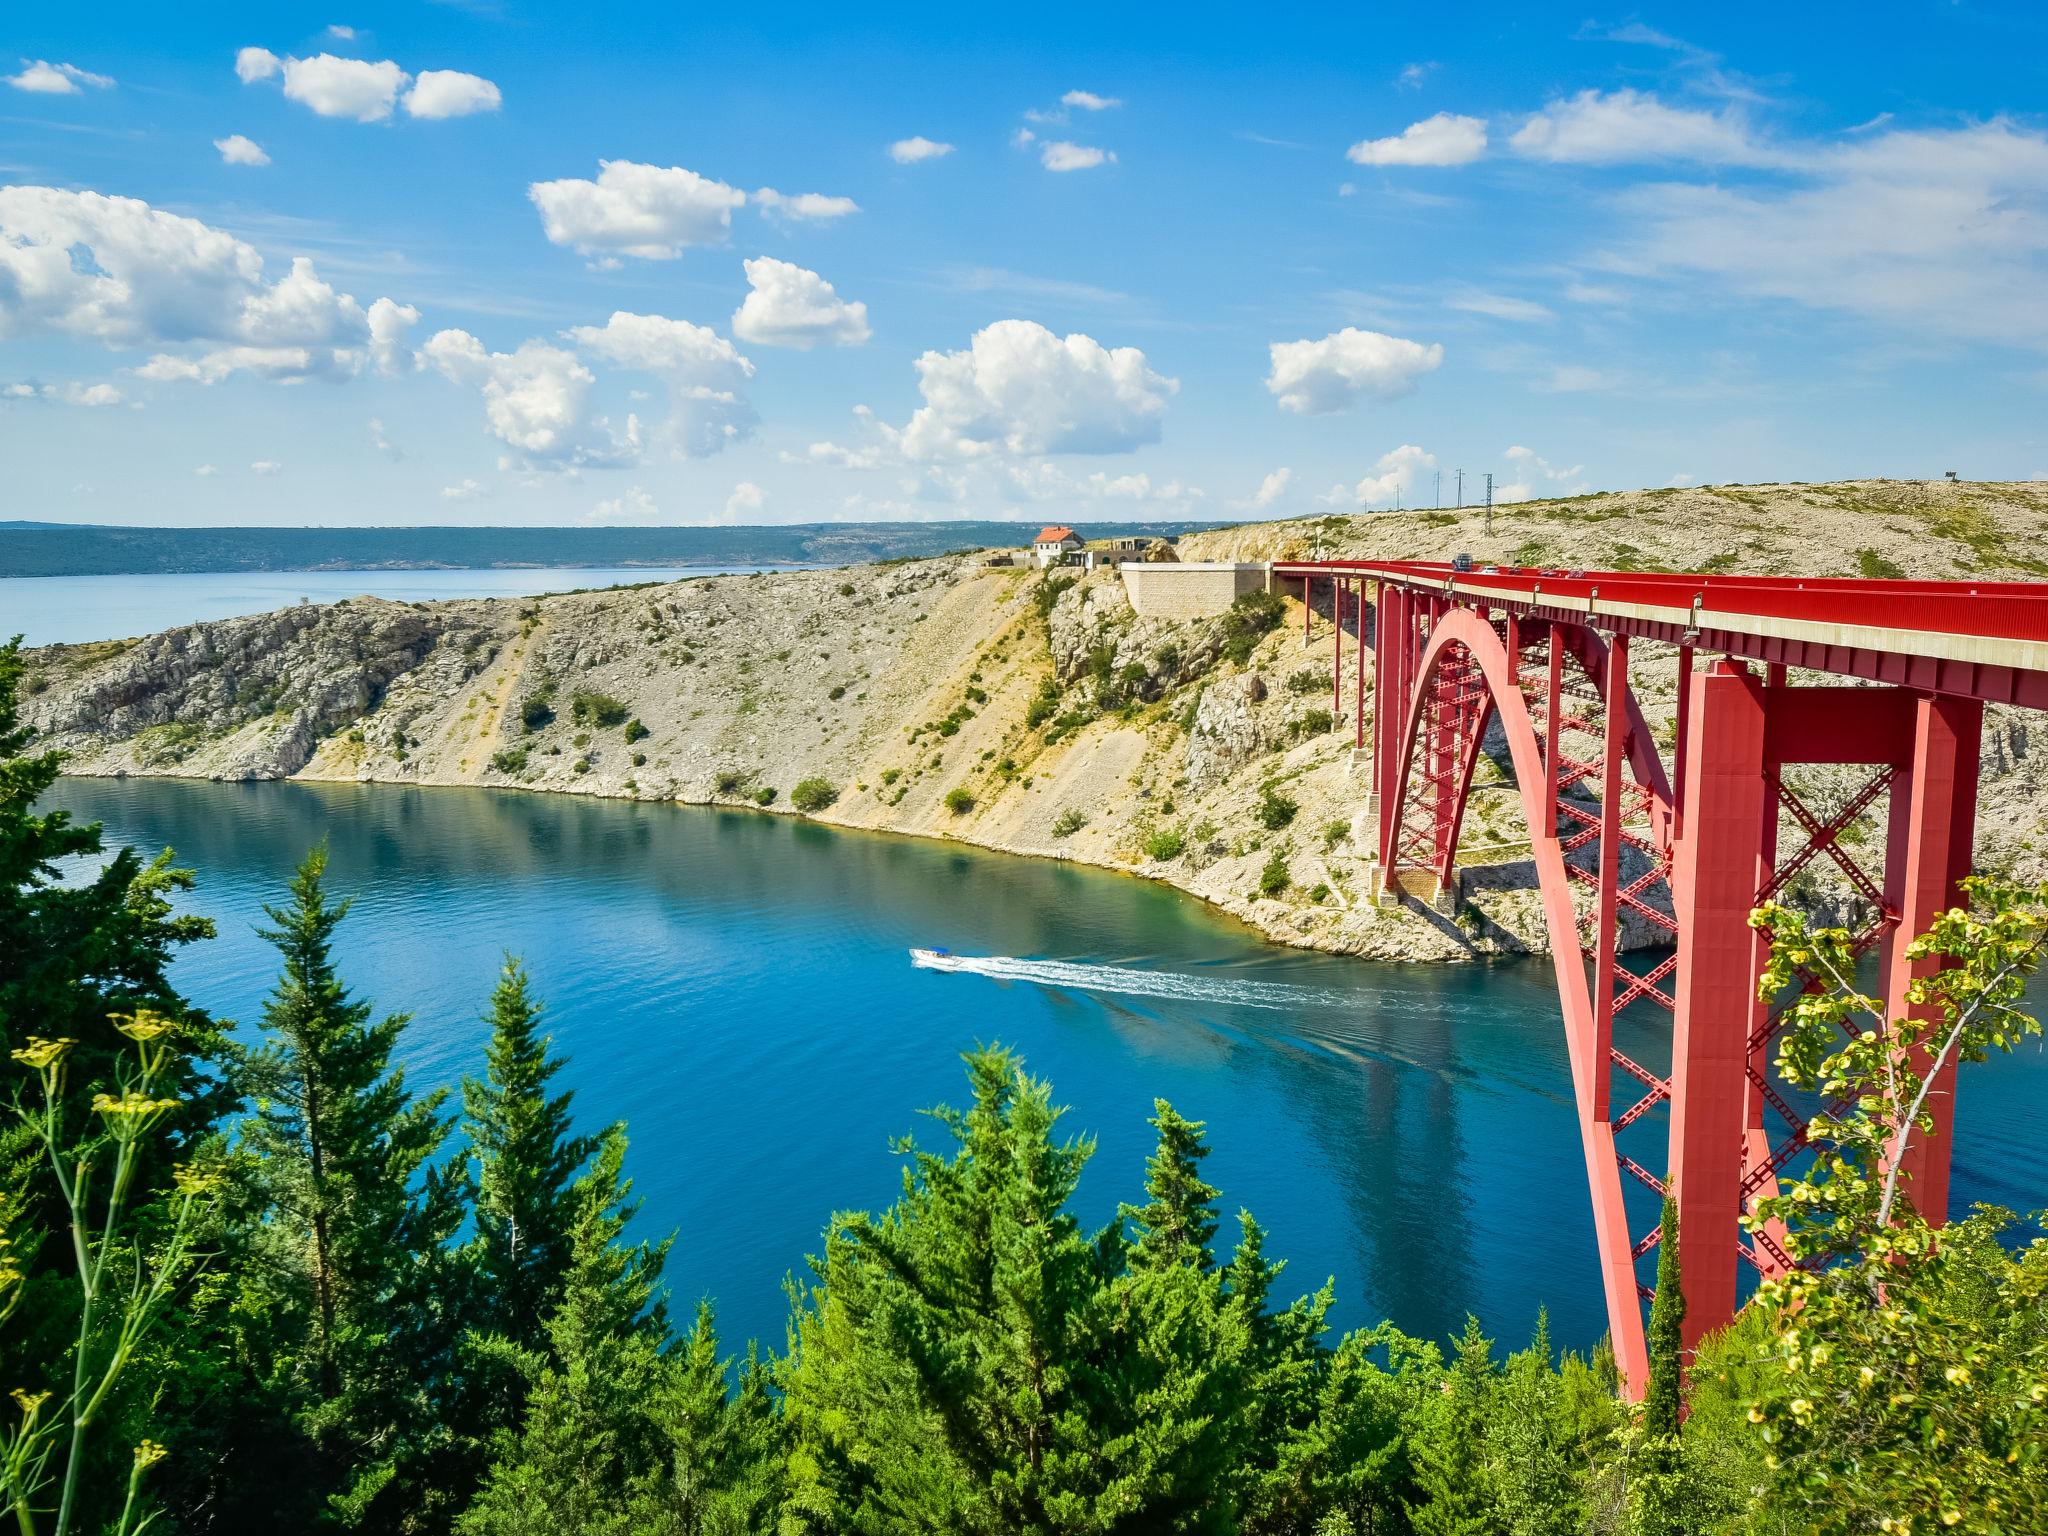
1269 556 2048 1395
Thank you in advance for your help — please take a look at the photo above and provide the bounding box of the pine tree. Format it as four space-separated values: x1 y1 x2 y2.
1642 1195 1685 1439
464 956 596 1354
1493 1311 1578 1536
234 845 464 1525
1122 1099 1221 1271
1407 1315 1501 1536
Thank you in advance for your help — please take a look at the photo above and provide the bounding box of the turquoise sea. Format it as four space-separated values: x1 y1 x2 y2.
49 776 2048 1360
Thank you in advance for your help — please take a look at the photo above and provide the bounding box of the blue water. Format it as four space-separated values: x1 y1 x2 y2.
2 566 778 647
49 777 2048 1359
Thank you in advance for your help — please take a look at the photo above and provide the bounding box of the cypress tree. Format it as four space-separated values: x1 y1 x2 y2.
1642 1195 1686 1438
1122 1099 1221 1271
464 956 596 1354
234 845 464 1523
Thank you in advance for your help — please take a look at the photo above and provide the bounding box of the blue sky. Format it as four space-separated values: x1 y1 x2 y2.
5 2 2048 527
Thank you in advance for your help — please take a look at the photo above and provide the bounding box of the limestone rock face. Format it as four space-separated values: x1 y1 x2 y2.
1186 672 1269 790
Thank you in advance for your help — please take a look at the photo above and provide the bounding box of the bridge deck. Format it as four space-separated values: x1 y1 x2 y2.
1272 558 2048 709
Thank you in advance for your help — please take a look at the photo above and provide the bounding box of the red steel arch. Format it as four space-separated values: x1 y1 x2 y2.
1277 558 2048 1400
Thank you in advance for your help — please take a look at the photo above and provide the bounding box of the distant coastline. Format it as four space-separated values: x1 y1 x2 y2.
0 520 1222 579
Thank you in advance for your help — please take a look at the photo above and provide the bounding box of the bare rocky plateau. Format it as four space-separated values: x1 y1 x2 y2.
21 478 2048 963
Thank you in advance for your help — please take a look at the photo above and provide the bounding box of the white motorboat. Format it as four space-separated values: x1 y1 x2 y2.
909 947 966 971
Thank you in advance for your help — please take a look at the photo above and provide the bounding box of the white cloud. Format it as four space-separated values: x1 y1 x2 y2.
889 136 955 164
369 416 399 459
280 54 409 121
724 481 766 520
215 134 270 166
403 69 501 118
590 485 661 522
1397 62 1437 90
528 160 747 260
752 187 860 222
1504 445 1587 495
441 478 487 501
1347 113 1487 167
1041 141 1114 172
1237 467 1293 510
366 296 419 375
1537 364 1616 393
235 48 280 83
1352 445 1435 507
251 459 282 475
890 319 1176 461
1509 89 1776 167
1606 121 2048 346
422 329 642 468
1011 127 1036 149
0 188 411 385
194 464 218 476
327 24 356 40
562 310 757 457
731 257 870 349
3 380 125 406
1266 327 1443 414
1063 89 1121 111
7 60 114 95
1447 291 1552 322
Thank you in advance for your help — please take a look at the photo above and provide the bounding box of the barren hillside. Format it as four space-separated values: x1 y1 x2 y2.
21 479 2048 961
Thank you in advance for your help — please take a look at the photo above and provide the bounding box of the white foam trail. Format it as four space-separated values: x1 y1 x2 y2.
911 952 1344 1012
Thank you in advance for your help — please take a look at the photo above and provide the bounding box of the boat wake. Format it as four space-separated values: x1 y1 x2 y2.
910 950 1341 1012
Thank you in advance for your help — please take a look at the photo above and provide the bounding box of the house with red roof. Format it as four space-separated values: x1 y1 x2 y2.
1031 525 1083 567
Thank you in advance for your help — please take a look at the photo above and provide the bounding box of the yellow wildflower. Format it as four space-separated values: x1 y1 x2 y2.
91 1091 180 1120
172 1163 224 1197
10 1037 73 1071
133 1439 167 1469
112 1010 175 1042
11 1389 50 1418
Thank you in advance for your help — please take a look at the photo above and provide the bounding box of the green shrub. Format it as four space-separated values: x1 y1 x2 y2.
944 787 975 815
623 718 649 743
792 777 838 814
490 746 529 773
1144 827 1185 861
1308 882 1331 903
1291 708 1334 738
1051 808 1087 838
1257 787 1299 830
518 690 556 732
572 756 591 775
1032 573 1077 619
881 768 901 786
828 684 846 700
839 581 856 596
1219 588 1286 664
1323 820 1349 849
1285 667 1325 695
1856 547 1907 581
1024 679 1061 728
715 768 747 795
571 689 630 728
753 786 777 805
1258 851 1290 897
630 752 647 767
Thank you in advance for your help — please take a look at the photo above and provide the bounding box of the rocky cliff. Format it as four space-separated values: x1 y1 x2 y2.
20 478 2048 963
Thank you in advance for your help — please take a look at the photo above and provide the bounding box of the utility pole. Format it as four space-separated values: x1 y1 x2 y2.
1434 469 1441 509
1484 473 1494 536
1455 469 1464 509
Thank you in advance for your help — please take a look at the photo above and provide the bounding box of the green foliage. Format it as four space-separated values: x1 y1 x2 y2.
1031 573 1077 621
621 718 649 744
490 746 529 774
1219 588 1287 665
752 786 776 806
1734 884 2048 1529
569 691 630 729
714 769 747 795
1050 807 1087 838
1257 786 1299 830
1292 708 1334 738
1144 827 1185 862
518 688 556 733
1285 667 1326 695
1323 821 1349 850
1854 547 1907 581
943 786 975 815
791 777 838 814
1259 851 1290 897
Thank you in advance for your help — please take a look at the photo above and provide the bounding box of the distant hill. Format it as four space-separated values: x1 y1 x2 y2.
0 521 1220 578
